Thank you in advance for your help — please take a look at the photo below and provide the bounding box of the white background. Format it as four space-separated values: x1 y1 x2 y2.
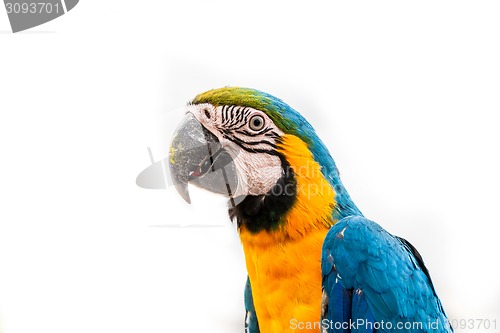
1 1 499 332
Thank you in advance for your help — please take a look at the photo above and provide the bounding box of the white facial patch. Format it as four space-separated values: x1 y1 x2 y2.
186 103 284 197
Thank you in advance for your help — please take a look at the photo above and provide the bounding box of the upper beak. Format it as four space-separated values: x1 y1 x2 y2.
168 113 237 203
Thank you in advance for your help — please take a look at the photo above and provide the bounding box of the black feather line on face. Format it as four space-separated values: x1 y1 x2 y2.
227 105 238 127
229 156 296 233
222 134 278 153
229 121 248 131
222 105 229 126
235 127 274 137
242 107 251 122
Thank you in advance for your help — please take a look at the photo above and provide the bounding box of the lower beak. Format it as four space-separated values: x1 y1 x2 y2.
168 113 237 203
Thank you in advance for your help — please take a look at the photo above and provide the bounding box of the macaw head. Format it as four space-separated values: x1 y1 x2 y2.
169 87 361 232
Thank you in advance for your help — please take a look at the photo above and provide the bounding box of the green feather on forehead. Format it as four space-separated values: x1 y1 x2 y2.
191 87 303 139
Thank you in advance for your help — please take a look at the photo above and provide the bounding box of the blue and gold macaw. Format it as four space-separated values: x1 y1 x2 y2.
168 87 452 332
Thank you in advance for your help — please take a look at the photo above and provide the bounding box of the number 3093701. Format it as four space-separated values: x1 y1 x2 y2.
5 2 61 14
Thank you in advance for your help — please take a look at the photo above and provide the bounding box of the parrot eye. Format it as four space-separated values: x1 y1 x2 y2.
249 115 265 131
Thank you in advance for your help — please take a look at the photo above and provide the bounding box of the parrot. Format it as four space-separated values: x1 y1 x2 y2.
168 87 453 333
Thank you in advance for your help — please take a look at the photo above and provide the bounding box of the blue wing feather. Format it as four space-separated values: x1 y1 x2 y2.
352 289 376 333
244 277 260 333
321 215 452 332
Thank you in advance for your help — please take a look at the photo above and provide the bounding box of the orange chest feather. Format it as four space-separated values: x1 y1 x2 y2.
241 228 329 332
238 134 336 332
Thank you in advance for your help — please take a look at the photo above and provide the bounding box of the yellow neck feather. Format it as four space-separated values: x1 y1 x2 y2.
239 134 336 246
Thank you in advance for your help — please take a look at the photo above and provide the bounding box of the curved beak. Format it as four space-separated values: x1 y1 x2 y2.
168 113 237 203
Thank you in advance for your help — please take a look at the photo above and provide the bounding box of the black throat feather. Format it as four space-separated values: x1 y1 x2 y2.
228 159 297 233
